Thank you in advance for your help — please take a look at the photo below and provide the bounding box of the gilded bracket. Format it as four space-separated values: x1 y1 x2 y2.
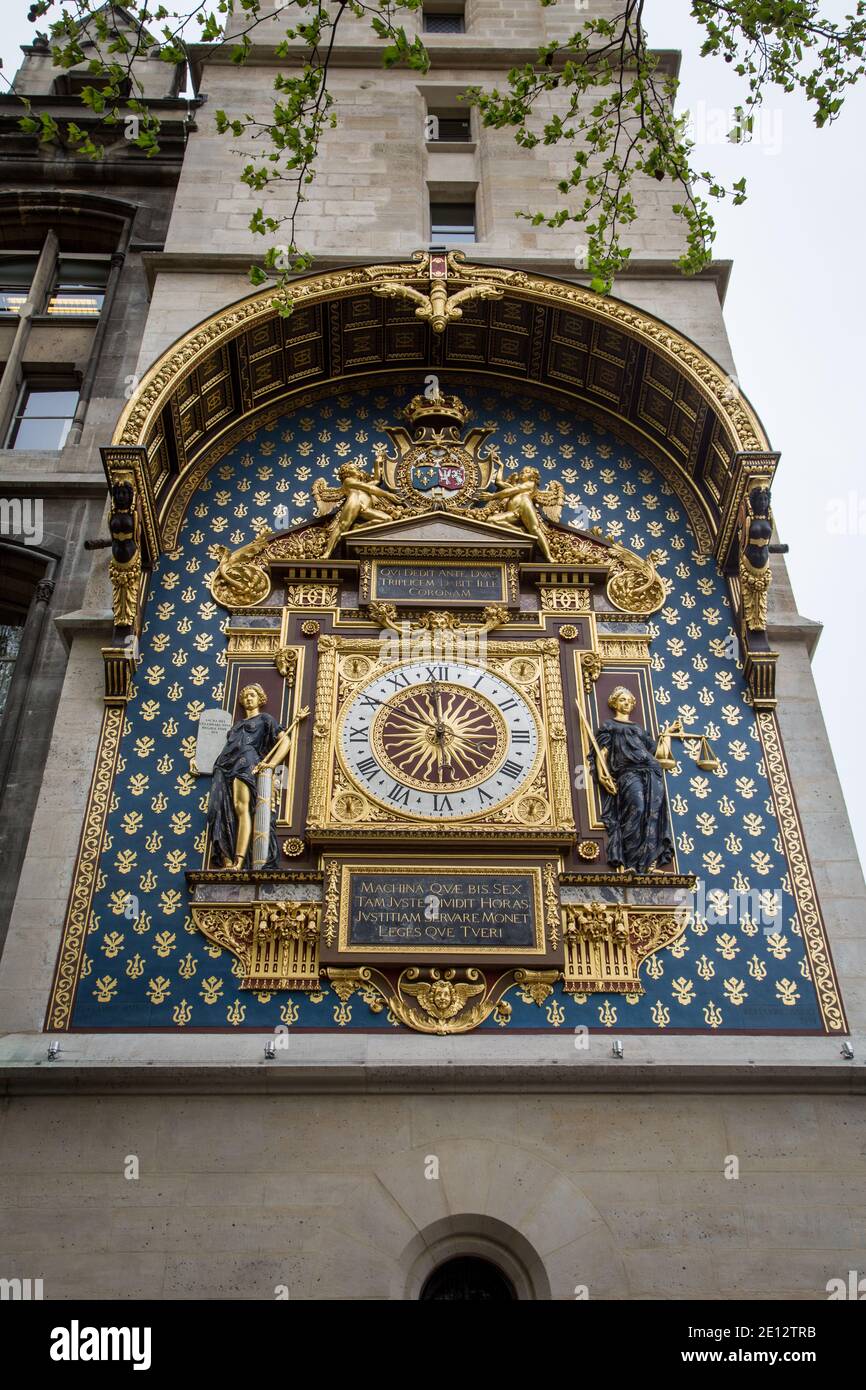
326 964 559 1035
562 902 687 998
190 900 321 991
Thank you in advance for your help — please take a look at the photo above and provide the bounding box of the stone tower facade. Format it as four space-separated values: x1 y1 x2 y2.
0 2 863 1301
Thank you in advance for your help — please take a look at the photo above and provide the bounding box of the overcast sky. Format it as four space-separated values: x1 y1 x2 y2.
2 2 863 864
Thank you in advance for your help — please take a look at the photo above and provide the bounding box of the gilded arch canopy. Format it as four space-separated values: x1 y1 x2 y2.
106 252 777 569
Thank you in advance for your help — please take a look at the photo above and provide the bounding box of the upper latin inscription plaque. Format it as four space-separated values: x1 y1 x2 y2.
371 561 507 606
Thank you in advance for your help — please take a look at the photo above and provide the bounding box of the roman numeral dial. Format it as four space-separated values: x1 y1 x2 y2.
337 660 542 820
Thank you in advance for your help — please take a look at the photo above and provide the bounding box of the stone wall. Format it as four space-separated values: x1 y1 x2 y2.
0 1086 863 1299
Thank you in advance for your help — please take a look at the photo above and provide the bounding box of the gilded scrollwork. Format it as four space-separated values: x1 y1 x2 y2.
47 704 124 1031
209 533 272 609
757 710 846 1032
325 963 560 1035
367 602 510 637
605 544 666 615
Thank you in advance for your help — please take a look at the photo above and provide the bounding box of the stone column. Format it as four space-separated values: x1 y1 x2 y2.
252 766 273 869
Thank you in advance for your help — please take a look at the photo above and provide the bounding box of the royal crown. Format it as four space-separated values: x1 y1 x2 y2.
402 392 470 429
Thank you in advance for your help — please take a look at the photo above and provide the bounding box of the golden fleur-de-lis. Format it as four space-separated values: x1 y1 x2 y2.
651 1001 670 1028
546 1000 565 1027
154 931 176 958
645 952 664 979
280 999 300 1027
748 954 767 980
226 999 246 1026
93 975 118 1004
199 975 223 1005
172 1000 192 1027
178 953 197 980
671 976 695 1006
146 976 171 1005
723 977 748 1006
776 978 800 1007
126 953 145 979
697 954 715 980
703 1001 723 1028
598 1000 617 1028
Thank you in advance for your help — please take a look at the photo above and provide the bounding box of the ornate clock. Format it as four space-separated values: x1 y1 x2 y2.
338 659 541 820
307 635 575 841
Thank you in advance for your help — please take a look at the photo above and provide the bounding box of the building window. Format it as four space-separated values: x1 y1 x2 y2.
426 109 471 142
0 255 39 316
420 1257 516 1301
0 250 108 319
47 256 110 318
423 7 466 33
0 624 23 722
8 383 80 450
430 198 476 243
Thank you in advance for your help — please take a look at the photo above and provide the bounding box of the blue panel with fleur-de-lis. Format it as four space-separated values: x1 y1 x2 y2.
69 382 828 1032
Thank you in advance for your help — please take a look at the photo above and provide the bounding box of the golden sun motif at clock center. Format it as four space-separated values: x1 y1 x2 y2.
371 681 507 793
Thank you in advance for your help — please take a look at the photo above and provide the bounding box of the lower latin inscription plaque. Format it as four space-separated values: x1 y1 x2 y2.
321 859 558 964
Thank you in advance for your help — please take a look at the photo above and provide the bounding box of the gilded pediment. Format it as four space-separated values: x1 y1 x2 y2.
342 510 537 553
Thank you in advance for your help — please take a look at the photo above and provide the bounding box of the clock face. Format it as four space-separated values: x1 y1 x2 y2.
338 659 542 820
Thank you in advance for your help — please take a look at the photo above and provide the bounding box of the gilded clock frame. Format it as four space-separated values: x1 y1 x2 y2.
307 633 575 841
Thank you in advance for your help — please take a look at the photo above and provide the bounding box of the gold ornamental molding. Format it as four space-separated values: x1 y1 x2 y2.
189 900 321 991
562 902 688 999
327 964 559 1035
108 253 772 561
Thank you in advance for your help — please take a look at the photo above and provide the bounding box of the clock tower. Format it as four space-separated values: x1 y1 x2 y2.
0 1 862 1309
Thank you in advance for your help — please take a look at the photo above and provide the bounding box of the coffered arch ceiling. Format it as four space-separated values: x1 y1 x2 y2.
109 258 776 563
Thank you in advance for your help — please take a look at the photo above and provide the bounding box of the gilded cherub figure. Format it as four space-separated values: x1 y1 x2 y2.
477 458 564 560
312 459 403 555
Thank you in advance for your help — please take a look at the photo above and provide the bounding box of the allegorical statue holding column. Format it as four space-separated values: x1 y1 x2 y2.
579 686 675 874
206 684 308 870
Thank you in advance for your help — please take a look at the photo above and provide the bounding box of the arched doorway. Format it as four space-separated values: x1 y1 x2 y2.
420 1255 517 1301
